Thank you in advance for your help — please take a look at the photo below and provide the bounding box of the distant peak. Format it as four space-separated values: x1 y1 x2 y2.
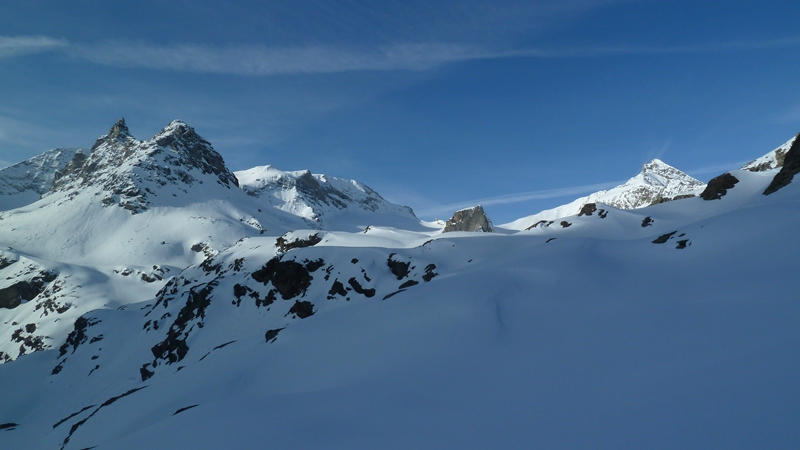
642 159 672 171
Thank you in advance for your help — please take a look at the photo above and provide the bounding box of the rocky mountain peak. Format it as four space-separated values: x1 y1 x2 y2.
90 118 134 152
50 119 239 213
109 117 131 139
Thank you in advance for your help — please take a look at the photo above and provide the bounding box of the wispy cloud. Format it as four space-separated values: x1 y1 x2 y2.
417 181 621 218
3 34 800 75
65 41 492 75
502 36 800 58
0 35 68 58
684 160 752 179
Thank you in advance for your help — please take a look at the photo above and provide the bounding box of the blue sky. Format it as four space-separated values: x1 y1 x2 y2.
1 1 799 223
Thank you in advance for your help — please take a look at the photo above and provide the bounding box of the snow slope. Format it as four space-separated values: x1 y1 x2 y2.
1 128 799 449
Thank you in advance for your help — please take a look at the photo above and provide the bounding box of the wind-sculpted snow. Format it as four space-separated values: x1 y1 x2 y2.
1 131 800 449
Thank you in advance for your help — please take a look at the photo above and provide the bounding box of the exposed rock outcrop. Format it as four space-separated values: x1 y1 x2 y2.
763 135 800 195
700 173 739 200
742 132 799 172
443 205 493 233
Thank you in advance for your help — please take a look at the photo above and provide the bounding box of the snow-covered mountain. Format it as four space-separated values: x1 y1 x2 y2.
0 119 307 267
0 147 82 211
235 165 422 231
502 158 705 230
1 127 799 449
0 119 422 364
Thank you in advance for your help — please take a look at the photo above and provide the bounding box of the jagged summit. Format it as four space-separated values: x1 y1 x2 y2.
89 118 133 151
51 119 239 213
107 117 132 140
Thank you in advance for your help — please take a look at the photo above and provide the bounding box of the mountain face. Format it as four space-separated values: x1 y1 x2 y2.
235 165 421 231
502 159 705 230
0 147 81 211
1 128 799 449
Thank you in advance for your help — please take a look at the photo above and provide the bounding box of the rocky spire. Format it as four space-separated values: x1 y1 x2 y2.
90 118 134 152
109 118 131 139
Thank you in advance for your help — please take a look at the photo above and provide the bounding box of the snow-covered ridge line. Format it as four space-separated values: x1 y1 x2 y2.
742 132 800 172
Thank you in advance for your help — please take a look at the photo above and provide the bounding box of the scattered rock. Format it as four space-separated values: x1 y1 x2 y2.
252 258 313 300
327 280 347 298
422 264 438 282
578 203 597 216
348 278 375 298
0 257 17 270
151 282 216 365
641 217 654 227
652 231 677 244
173 405 199 416
382 290 406 300
59 317 101 357
399 279 419 289
700 173 739 200
387 254 411 279
287 300 314 319
525 220 553 230
0 271 57 309
276 233 322 253
676 239 690 249
560 221 571 228
265 328 285 342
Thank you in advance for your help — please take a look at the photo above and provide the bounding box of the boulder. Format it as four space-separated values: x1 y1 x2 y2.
443 205 494 233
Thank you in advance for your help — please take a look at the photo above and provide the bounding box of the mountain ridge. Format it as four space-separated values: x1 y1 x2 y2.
1 124 799 449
